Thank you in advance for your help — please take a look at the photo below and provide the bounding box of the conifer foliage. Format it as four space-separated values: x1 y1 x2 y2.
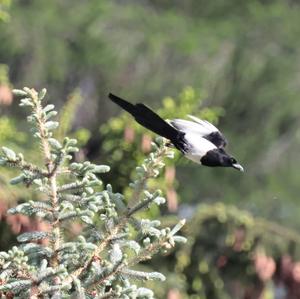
0 87 186 298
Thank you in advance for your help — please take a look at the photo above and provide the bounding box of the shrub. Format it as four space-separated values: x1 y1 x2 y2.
0 87 186 298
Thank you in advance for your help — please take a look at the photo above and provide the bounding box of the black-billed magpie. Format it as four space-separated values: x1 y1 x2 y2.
108 93 244 171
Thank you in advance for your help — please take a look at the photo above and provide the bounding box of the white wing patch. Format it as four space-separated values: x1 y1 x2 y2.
170 119 212 136
170 116 219 138
187 115 219 133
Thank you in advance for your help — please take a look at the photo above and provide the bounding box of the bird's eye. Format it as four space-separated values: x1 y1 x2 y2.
230 157 237 164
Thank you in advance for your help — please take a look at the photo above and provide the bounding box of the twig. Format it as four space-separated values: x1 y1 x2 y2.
30 89 61 267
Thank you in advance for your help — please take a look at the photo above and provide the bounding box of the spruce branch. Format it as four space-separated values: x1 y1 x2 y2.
97 290 119 299
0 150 46 176
0 87 185 298
65 142 177 288
85 219 185 292
18 88 62 267
129 138 172 207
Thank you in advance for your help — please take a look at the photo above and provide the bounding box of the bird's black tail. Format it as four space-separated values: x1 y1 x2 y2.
108 93 186 151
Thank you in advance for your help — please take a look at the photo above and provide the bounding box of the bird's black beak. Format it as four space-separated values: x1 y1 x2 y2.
232 163 244 172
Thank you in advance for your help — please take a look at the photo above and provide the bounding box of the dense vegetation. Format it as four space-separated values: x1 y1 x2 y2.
0 87 186 298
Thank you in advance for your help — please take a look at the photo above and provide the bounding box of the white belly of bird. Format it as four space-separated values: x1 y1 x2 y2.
184 133 217 164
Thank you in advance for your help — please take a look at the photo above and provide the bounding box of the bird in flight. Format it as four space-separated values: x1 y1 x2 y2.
109 93 244 172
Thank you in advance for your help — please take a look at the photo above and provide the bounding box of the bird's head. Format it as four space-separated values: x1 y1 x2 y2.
213 149 244 171
226 156 244 172
200 149 244 171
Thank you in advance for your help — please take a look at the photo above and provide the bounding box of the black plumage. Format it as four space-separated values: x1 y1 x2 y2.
108 93 244 171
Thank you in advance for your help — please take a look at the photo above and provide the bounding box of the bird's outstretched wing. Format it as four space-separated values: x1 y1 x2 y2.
170 115 227 149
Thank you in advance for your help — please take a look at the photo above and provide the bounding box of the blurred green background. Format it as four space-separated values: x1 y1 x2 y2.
1 1 300 298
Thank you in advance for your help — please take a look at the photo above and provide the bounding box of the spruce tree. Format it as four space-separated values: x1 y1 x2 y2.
0 87 186 298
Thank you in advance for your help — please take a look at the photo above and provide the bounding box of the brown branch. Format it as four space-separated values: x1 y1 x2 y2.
4 159 48 177
30 89 61 268
86 237 169 292
64 142 172 289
